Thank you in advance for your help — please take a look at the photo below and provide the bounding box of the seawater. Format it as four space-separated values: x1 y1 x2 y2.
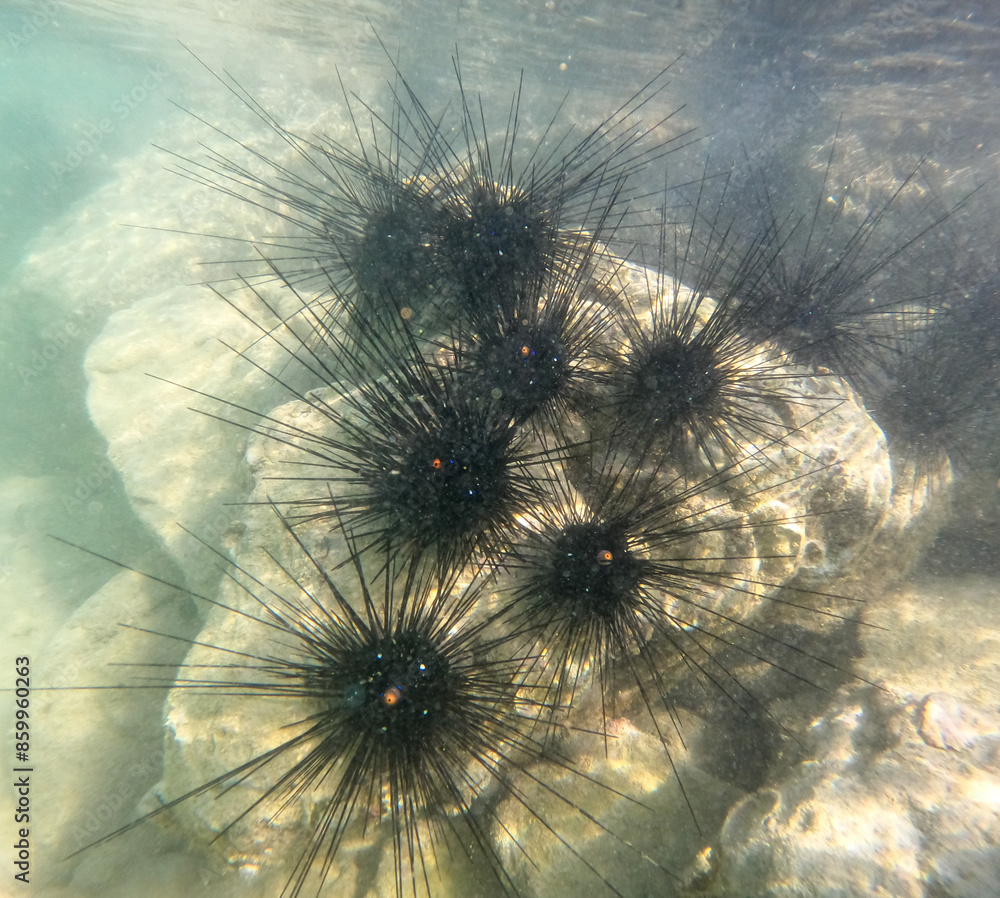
2 2 998 896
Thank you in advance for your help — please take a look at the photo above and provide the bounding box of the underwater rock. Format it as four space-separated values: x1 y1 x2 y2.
495 714 744 897
700 577 1000 898
31 568 200 892
17 83 354 590
84 286 264 588
134 259 938 895
0 475 81 655
917 693 993 751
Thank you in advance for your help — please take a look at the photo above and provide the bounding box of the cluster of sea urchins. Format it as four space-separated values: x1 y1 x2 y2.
79 54 990 898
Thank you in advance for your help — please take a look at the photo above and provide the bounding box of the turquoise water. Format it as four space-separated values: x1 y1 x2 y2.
2 2 999 896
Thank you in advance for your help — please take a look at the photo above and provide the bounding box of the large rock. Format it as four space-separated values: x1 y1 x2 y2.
697 577 1000 898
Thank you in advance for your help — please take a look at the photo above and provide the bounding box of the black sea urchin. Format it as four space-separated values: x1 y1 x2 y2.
603 169 814 468
180 282 552 578
395 58 688 325
719 134 966 386
113 47 920 897
494 438 862 827
439 238 623 440
162 47 446 314
869 271 1000 485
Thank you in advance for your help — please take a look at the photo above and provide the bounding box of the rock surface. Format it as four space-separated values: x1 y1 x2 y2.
694 577 1000 898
